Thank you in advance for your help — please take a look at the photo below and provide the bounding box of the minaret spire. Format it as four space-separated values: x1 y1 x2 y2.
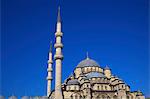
50 41 52 52
47 41 53 96
57 6 61 23
54 6 63 99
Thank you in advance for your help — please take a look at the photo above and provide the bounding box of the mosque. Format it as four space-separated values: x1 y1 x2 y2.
6 6 145 99
46 7 145 99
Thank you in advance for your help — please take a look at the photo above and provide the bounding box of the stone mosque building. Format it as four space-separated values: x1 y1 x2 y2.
5 7 145 99
47 7 145 99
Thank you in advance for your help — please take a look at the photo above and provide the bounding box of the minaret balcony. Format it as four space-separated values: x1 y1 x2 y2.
54 43 63 48
47 76 52 80
47 68 53 72
48 60 53 64
55 32 63 37
54 54 63 60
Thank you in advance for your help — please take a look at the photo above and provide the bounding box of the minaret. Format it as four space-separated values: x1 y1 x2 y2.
46 42 53 96
54 6 63 99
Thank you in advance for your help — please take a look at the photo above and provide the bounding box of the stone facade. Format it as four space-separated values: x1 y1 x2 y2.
49 58 145 99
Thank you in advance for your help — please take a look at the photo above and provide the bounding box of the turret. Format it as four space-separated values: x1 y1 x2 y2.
104 65 111 78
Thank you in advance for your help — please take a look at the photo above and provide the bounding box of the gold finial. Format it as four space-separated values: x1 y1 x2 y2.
86 52 89 59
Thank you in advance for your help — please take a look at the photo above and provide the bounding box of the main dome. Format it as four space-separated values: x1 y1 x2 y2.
77 58 100 68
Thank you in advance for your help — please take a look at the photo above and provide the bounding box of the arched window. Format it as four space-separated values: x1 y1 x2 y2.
107 96 110 99
122 85 124 88
96 95 100 99
75 95 78 99
87 68 89 72
130 95 133 99
68 86 71 90
79 95 82 99
87 84 89 88
102 95 105 99
105 86 107 90
101 85 103 90
127 96 130 99
74 86 76 90
113 95 117 99
90 67 92 71
70 95 73 99
97 86 100 90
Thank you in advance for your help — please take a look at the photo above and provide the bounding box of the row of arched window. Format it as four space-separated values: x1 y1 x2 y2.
91 78 109 83
70 95 117 99
96 85 109 91
82 67 103 73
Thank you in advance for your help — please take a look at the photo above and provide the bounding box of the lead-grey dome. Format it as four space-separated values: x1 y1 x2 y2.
67 79 79 85
77 58 100 68
85 72 106 79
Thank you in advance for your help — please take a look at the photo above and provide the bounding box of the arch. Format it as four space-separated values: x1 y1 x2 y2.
96 95 100 99
107 96 110 99
74 86 77 90
97 85 100 90
128 94 134 99
71 95 73 99
79 95 82 99
113 95 117 99
75 95 78 99
105 86 107 90
127 95 130 99
101 85 103 90
70 92 81 99
102 95 105 99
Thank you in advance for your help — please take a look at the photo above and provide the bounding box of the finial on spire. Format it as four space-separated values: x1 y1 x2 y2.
50 41 52 52
86 52 89 59
57 6 61 22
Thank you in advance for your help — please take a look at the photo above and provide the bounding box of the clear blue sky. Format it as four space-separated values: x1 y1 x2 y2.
1 0 149 98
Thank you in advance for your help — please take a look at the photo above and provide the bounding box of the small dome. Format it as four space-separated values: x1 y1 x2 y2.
21 96 29 99
0 96 5 99
67 79 79 85
104 66 110 70
77 58 100 68
85 72 106 79
8 96 17 99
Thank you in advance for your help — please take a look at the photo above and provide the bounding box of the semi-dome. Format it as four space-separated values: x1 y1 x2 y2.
67 79 79 85
77 58 100 68
85 72 106 79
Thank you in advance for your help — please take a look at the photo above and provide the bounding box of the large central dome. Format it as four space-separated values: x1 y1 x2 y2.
77 58 100 68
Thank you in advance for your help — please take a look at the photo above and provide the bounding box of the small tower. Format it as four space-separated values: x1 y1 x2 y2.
46 42 53 96
54 6 63 99
104 65 111 78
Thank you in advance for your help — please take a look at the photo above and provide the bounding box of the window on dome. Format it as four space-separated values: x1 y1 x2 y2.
68 86 71 90
113 95 117 99
97 86 100 90
107 96 110 99
74 86 76 90
122 85 124 88
71 95 73 99
87 84 89 88
101 85 103 90
127 96 130 99
75 95 78 99
105 86 107 90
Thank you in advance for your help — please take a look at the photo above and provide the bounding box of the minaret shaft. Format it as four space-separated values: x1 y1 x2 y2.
54 7 63 99
47 46 53 96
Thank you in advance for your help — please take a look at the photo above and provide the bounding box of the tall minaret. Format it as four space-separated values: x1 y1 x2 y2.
46 42 53 96
54 6 63 99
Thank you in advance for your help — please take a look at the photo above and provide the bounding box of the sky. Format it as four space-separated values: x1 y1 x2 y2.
1 0 149 98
